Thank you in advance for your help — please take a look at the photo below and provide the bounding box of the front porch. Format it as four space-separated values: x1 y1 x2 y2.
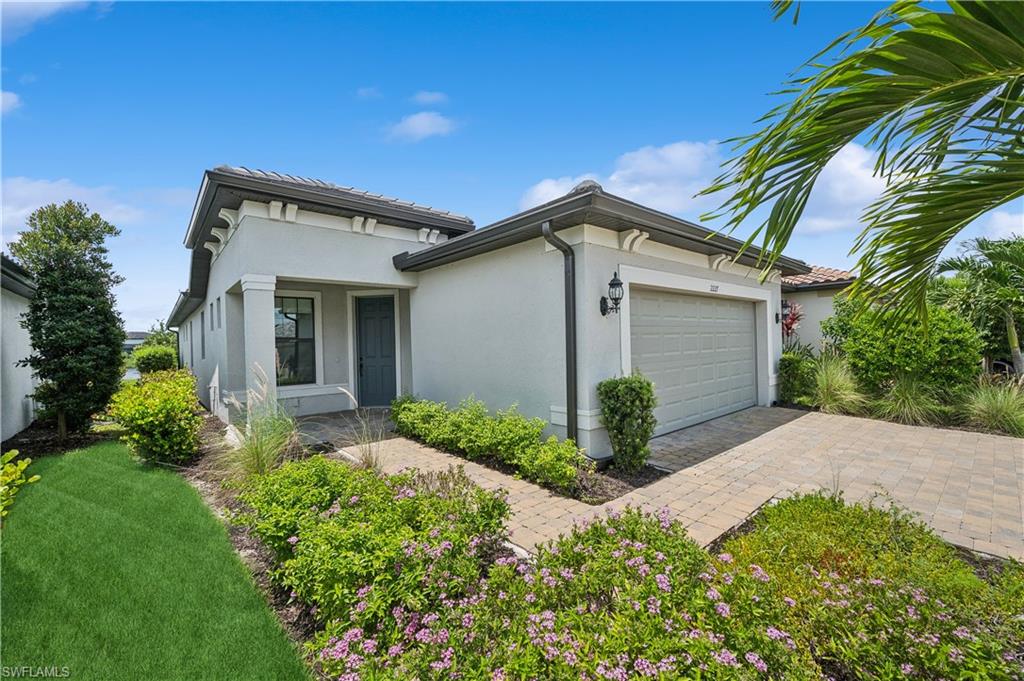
227 275 411 418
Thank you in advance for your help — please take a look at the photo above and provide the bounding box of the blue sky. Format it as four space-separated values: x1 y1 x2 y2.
3 1 1021 330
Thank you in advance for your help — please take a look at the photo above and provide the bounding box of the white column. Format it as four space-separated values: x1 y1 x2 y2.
241 274 277 401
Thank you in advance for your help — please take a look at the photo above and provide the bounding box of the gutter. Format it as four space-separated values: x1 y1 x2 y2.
541 221 578 442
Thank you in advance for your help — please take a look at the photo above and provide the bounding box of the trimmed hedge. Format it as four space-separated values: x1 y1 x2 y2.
391 396 588 491
133 345 177 374
596 373 658 472
778 352 815 406
109 369 202 463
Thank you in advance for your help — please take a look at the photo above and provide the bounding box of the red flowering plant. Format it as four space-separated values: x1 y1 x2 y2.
781 302 803 340
318 507 817 679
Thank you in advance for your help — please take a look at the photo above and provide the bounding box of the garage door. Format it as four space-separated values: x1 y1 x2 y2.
630 288 757 436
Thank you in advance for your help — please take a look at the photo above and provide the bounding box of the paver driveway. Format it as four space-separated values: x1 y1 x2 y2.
341 408 1024 559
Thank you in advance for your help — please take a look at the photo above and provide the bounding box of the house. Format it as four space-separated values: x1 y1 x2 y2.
2 254 37 442
781 266 857 349
123 331 151 354
167 167 810 459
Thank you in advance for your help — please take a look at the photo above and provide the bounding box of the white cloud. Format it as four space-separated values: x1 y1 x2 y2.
411 90 448 105
519 139 887 242
1 2 88 43
985 209 1023 239
355 86 381 99
1 91 22 115
386 111 456 142
519 140 721 213
798 143 885 234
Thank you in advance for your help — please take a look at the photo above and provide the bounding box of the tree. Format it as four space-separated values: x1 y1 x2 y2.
141 319 178 348
939 236 1024 373
701 1 1024 319
8 201 126 439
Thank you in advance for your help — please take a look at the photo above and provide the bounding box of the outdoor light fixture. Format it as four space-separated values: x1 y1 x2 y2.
779 299 791 324
600 271 624 316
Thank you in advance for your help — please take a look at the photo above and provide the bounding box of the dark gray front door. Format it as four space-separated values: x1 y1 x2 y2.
356 296 397 406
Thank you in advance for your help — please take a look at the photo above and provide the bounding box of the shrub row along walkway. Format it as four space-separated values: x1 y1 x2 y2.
343 408 1024 559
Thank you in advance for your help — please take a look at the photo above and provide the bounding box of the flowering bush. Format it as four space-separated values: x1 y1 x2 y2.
238 456 510 641
722 493 1024 679
391 396 588 492
108 369 202 463
317 507 816 679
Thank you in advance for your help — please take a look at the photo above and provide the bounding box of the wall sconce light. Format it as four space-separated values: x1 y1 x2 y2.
778 298 791 325
600 271 624 316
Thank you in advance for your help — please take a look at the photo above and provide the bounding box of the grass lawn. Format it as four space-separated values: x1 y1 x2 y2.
1 441 310 681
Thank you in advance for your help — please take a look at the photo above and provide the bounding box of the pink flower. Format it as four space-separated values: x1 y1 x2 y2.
715 602 731 618
706 587 721 601
900 663 914 675
655 574 671 593
745 652 768 673
717 552 733 564
286 535 299 546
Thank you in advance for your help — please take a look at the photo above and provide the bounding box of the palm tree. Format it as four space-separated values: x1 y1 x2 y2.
939 237 1024 373
700 1 1024 319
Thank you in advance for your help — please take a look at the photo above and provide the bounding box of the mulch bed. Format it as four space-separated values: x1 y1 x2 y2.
181 415 321 654
581 463 671 504
1 419 118 459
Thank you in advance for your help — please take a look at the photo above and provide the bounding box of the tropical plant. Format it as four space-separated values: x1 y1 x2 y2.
701 1 1024 320
8 201 125 439
810 353 868 415
873 373 945 425
781 301 803 341
965 376 1024 437
596 373 658 472
939 236 1024 374
1 450 40 524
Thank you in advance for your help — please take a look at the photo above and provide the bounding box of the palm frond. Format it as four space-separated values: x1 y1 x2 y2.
700 0 1024 316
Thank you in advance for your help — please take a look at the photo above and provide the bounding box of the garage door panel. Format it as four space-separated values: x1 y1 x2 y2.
631 288 757 436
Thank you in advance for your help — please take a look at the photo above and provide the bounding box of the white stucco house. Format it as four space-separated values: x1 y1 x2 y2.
781 266 856 350
168 167 812 459
2 254 38 442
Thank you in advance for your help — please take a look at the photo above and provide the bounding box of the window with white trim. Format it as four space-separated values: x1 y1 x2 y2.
274 296 315 385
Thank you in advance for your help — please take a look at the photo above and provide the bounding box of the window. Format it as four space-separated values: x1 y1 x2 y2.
188 321 194 367
200 311 206 359
274 296 315 385
216 297 222 329
210 303 214 330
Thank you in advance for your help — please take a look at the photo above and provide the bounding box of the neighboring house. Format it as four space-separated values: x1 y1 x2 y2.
168 167 810 459
2 254 37 441
124 331 151 354
781 266 857 349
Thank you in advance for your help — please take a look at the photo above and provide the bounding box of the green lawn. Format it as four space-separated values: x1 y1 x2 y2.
1 441 310 681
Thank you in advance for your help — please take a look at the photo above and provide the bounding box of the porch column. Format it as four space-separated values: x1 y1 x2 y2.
240 274 277 401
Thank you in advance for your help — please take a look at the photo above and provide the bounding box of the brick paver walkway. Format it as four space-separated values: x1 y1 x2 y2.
340 408 1024 559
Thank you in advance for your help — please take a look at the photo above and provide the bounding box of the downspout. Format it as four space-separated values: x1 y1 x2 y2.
541 221 578 442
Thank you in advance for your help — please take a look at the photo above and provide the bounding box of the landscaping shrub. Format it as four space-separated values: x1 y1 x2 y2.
596 373 658 472
132 344 177 374
965 377 1024 437
873 373 945 425
319 506 816 679
723 493 1024 678
809 353 867 415
391 396 586 491
778 351 815 405
1 451 40 524
109 369 202 463
825 298 982 393
239 456 509 638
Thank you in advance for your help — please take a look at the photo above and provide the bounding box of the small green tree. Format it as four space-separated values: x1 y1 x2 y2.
141 319 178 349
8 201 125 439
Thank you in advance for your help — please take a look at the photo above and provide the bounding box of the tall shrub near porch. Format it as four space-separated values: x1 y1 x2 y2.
8 201 125 439
597 373 657 472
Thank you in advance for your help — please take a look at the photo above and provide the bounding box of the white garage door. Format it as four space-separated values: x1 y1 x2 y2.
630 288 757 436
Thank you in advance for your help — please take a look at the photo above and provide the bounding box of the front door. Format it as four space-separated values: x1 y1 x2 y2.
355 296 397 406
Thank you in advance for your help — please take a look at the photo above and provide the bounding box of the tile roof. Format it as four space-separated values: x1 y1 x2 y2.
214 166 474 226
782 265 856 287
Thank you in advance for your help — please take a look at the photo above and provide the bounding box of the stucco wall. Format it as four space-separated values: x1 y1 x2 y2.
785 288 843 350
177 201 428 421
409 237 568 439
2 289 36 440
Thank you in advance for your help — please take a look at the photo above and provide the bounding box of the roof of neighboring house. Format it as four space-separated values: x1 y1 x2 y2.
126 331 151 340
781 265 857 291
1 253 36 299
394 181 811 276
